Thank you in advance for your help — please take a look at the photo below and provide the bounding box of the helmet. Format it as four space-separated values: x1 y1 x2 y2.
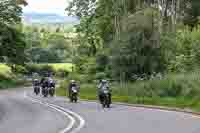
34 79 38 81
101 80 107 83
71 80 75 83
49 79 53 83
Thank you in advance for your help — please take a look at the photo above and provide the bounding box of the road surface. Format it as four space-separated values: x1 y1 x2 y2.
0 88 200 133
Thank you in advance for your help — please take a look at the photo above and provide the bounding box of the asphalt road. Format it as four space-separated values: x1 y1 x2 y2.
1 88 200 133
0 89 69 133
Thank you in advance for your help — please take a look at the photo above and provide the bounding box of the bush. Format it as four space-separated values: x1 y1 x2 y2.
25 64 54 76
128 72 200 98
0 64 13 80
24 64 40 75
96 72 107 80
39 65 54 76
96 53 109 72
67 73 82 82
14 65 28 74
73 56 88 73
56 69 69 78
165 30 200 73
56 79 68 96
80 74 95 83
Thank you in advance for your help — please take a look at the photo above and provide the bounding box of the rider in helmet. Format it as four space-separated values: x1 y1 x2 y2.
47 76 55 88
33 78 40 86
98 79 111 104
68 80 79 98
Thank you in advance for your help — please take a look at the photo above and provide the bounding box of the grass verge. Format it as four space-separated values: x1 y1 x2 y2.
0 64 30 89
56 72 200 112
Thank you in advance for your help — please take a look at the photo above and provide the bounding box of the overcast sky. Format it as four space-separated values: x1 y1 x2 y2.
23 0 70 16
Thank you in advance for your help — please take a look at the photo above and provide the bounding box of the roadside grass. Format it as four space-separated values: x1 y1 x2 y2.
0 79 29 89
56 72 200 112
0 64 30 89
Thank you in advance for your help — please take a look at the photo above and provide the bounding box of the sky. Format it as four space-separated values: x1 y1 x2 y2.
23 0 70 16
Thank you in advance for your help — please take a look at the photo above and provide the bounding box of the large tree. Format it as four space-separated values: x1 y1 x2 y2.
0 0 27 65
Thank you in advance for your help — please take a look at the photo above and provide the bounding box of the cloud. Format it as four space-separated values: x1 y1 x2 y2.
23 0 70 16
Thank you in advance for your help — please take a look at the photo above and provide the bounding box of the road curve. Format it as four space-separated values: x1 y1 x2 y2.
29 91 200 133
1 88 200 133
0 90 70 133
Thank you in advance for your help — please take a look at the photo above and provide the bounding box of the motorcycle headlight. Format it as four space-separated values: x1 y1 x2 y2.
103 90 109 94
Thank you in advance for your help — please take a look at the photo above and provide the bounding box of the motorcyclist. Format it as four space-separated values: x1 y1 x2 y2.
97 79 111 104
47 76 55 88
68 80 79 98
40 76 49 90
40 77 45 85
33 78 40 87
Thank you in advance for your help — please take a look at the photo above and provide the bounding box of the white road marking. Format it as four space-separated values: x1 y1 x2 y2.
24 92 85 133
50 104 85 133
78 99 200 119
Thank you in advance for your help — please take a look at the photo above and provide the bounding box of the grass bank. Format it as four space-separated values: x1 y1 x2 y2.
56 72 200 112
0 64 30 89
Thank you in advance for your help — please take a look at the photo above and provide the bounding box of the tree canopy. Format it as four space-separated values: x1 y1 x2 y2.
0 0 27 65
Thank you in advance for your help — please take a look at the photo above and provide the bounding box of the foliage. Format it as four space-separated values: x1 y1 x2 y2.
24 63 72 77
23 25 73 63
55 69 69 78
0 0 22 25
0 0 27 65
95 72 107 80
0 64 29 89
66 0 200 80
56 72 200 111
28 48 62 63
0 64 13 80
165 29 200 73
110 8 163 80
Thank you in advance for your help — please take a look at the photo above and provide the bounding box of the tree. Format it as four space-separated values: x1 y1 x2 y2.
183 0 200 30
0 0 27 65
67 0 200 80
0 0 23 25
16 0 28 6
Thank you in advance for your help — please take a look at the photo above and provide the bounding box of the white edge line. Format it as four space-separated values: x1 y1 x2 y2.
49 104 85 133
24 92 75 133
81 99 200 119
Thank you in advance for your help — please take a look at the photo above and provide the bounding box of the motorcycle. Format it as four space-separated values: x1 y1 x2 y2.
70 87 78 103
34 85 40 95
42 87 49 97
49 87 55 97
101 89 111 108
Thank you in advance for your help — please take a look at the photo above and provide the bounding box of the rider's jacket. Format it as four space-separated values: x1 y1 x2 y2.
98 83 110 94
48 78 54 86
69 83 78 90
33 80 40 86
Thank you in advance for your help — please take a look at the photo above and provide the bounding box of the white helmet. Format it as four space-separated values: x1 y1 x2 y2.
102 80 107 83
71 80 75 83
34 79 38 81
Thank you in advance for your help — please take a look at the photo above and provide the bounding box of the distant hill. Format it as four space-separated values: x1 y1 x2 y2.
22 12 79 24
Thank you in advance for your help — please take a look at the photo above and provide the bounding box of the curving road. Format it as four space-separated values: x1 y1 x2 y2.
1 88 200 133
